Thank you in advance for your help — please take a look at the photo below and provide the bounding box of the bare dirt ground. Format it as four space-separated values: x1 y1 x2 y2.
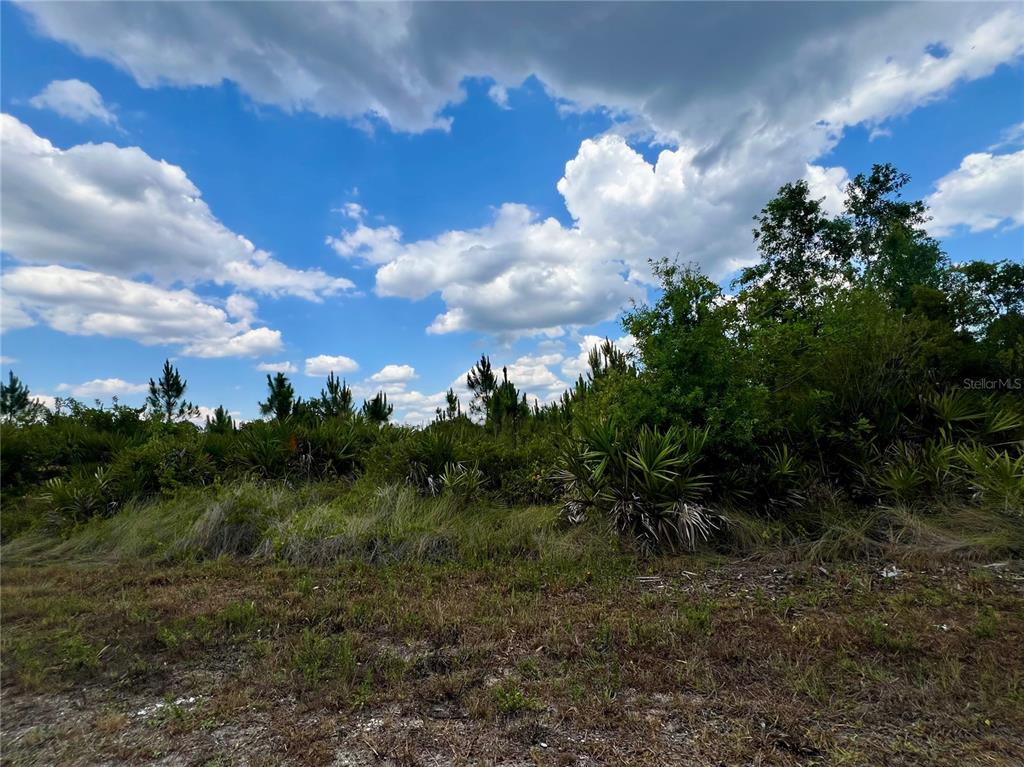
3 557 1023 766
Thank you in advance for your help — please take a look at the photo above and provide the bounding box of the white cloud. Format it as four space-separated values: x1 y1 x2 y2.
304 354 359 377
256 361 297 374
488 83 510 109
2 265 282 357
226 293 259 324
29 79 118 125
0 114 353 301
990 121 1024 151
803 164 851 217
369 364 418 384
822 12 1024 132
0 356 16 365
56 378 148 398
333 195 644 338
927 150 1024 236
184 328 282 359
31 394 57 412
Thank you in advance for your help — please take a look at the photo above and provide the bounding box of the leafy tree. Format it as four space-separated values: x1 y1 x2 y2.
466 354 497 417
0 371 43 422
205 405 235 433
317 371 354 419
259 372 297 421
361 391 393 424
625 259 763 457
739 179 853 318
845 163 946 305
740 164 946 319
146 360 198 423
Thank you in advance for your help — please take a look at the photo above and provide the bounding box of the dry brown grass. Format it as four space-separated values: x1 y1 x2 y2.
2 556 1022 766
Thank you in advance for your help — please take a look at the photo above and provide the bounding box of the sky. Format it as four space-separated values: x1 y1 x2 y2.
1 1 1022 424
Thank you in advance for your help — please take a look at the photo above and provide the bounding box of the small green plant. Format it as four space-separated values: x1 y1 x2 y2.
493 679 536 715
288 628 356 688
974 607 999 640
219 601 259 636
675 599 714 637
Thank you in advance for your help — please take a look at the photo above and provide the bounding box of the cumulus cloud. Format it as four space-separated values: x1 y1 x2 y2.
304 354 359 377
803 164 851 217
927 150 1024 236
56 378 148 398
0 114 353 301
2 265 283 357
29 78 119 125
370 364 418 384
256 361 297 374
331 194 644 337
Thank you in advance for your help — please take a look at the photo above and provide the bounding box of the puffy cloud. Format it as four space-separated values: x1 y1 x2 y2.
56 378 148 398
29 78 118 125
334 196 644 337
304 354 359 377
370 364 418 384
256 361 297 374
2 265 282 357
927 150 1024 236
226 294 259 324
0 356 17 365
803 164 851 217
183 328 282 359
0 114 352 301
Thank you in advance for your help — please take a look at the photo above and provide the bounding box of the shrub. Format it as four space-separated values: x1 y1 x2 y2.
557 419 719 554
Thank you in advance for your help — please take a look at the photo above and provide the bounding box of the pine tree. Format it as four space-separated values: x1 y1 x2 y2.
487 366 529 429
146 360 197 423
205 405 235 433
466 354 497 417
0 371 43 422
434 387 462 422
361 391 393 424
317 371 354 419
259 372 297 421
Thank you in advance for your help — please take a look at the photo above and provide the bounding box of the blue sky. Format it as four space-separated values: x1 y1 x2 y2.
1 2 1022 423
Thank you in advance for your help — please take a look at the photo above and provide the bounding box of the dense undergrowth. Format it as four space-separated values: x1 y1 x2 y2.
1 163 1021 563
